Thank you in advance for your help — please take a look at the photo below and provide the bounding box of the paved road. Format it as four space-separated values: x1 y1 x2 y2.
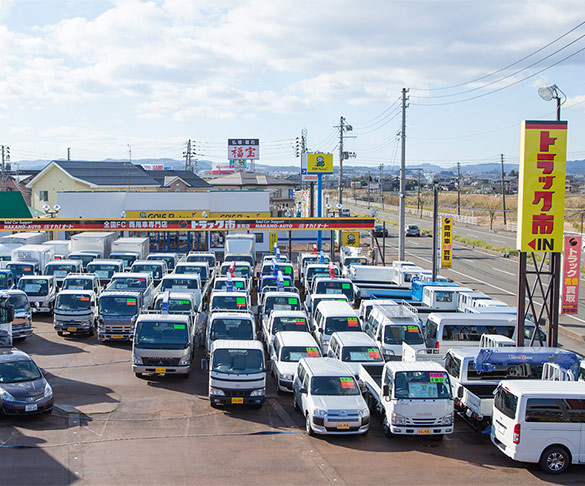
2 318 584 485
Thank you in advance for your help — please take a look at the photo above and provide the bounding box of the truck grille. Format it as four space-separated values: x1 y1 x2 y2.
410 418 440 426
102 325 133 333
142 357 181 366
222 389 252 397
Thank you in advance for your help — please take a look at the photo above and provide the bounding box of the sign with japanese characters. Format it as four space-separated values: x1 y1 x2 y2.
517 120 568 252
126 210 206 219
0 217 374 232
307 153 333 174
441 217 452 268
228 139 259 160
562 235 582 314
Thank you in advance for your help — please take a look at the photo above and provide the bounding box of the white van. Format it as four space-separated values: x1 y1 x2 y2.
491 380 585 474
312 301 360 354
327 331 384 378
271 331 321 393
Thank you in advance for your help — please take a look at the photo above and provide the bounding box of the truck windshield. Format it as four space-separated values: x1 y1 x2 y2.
186 255 215 267
214 279 246 291
0 360 42 383
272 316 308 334
62 278 93 291
212 348 263 374
467 361 545 381
8 294 29 312
161 278 199 291
264 296 300 313
315 281 354 300
132 264 164 279
210 318 253 341
55 294 92 311
154 299 192 312
45 264 77 278
211 296 247 311
110 277 147 291
147 255 175 270
110 254 137 268
442 324 514 342
325 316 360 334
494 387 518 419
87 265 118 280
310 376 360 396
280 346 320 362
0 273 11 289
307 267 338 282
220 266 250 278
135 320 189 349
260 277 292 290
69 254 96 267
7 264 35 280
224 255 254 267
394 371 451 399
18 279 49 296
341 346 383 362
99 296 138 316
344 257 367 267
384 325 424 345
175 265 207 280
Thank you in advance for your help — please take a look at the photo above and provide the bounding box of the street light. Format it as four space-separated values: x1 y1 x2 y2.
538 84 565 121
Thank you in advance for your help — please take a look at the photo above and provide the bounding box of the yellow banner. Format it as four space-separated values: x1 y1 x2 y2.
307 153 333 174
126 210 206 219
209 211 270 218
517 121 567 252
441 217 452 268
342 231 360 247
269 232 278 250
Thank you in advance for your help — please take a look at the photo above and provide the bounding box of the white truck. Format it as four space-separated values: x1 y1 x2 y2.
53 290 98 336
97 290 143 341
11 245 55 275
110 237 149 270
359 361 454 438
225 233 257 267
203 339 266 408
0 232 48 246
17 276 57 313
42 240 71 259
70 232 117 258
348 265 410 300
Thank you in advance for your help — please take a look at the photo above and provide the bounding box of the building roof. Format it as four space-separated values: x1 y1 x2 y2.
145 170 211 189
28 161 160 188
210 171 294 187
0 192 32 218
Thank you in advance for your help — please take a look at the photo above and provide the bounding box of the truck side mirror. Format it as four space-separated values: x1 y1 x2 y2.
456 386 463 399
299 386 307 394
382 384 389 397
201 359 208 371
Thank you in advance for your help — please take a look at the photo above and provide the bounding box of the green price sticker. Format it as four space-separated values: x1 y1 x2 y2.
284 267 292 274
284 280 291 286
430 377 444 383
342 283 350 289
236 297 246 304
235 281 244 288
306 347 319 357
174 324 186 330
288 298 298 305
126 298 137 305
339 377 355 389
179 300 190 304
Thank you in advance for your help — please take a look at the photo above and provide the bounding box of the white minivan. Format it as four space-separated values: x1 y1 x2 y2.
491 380 585 475
312 300 360 354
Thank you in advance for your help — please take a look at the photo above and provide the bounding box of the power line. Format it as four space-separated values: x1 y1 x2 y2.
352 96 401 126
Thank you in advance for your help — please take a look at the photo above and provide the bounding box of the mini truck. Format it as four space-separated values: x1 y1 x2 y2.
204 339 266 408
53 290 98 336
17 275 57 313
359 361 454 438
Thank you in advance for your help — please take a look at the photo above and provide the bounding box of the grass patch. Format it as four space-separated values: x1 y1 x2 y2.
453 235 518 256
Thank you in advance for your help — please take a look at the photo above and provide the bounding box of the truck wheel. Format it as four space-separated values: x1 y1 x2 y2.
293 394 300 412
539 446 570 474
57 331 63 337
383 424 393 438
181 372 190 379
134 372 143 378
305 414 315 436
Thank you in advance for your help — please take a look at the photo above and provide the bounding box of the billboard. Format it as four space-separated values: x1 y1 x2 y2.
517 120 567 252
341 231 360 247
441 217 452 268
228 139 259 160
307 153 333 174
561 235 582 314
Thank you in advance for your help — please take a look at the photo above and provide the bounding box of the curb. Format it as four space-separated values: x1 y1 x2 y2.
558 324 585 344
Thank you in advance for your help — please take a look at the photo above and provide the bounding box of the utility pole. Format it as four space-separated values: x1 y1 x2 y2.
432 178 439 281
127 144 132 163
367 170 371 209
67 147 71 161
184 139 192 171
398 88 409 260
457 162 461 216
500 153 507 226
338 116 345 206
417 168 422 217
1 145 9 192
379 164 384 210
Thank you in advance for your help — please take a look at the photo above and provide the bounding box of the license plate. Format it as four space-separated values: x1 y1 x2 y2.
112 334 122 339
418 428 431 435
231 397 244 404
336 423 350 430
25 404 38 412
155 368 166 374
67 327 77 332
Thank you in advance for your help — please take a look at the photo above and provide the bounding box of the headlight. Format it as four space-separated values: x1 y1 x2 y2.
280 373 293 381
80 320 90 326
0 387 15 402
441 413 454 426
209 387 225 396
391 412 407 425
313 408 327 418
132 356 142 365
44 382 53 398
179 355 191 366
250 388 265 397
358 407 370 418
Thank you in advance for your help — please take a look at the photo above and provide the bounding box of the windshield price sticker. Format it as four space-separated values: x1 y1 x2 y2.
367 348 381 358
126 298 137 305
235 281 244 288
284 267 292 273
179 300 190 304
340 377 355 389
429 372 444 383
174 324 186 330
342 283 350 289
407 325 418 332
284 280 291 286
24 267 32 271
80 296 90 301
348 318 358 327
236 297 246 306
306 347 319 357
295 319 306 325
288 298 298 305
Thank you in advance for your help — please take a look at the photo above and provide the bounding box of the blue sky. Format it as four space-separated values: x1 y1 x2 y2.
2 0 585 169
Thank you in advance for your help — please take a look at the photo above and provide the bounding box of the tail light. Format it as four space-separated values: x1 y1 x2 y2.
434 342 440 353
513 424 520 444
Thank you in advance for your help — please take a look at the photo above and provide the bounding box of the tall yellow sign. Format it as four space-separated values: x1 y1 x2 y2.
517 121 568 252
441 217 452 268
307 153 333 173
269 232 278 251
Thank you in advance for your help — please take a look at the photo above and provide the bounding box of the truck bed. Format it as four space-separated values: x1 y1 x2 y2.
358 364 384 398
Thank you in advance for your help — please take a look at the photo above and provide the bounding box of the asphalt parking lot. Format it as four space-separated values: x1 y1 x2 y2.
1 315 584 485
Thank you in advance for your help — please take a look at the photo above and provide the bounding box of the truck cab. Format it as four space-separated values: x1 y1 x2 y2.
146 252 182 272
68 251 100 270
303 264 339 293
358 299 397 324
457 291 492 312
312 300 360 354
131 260 168 286
61 273 102 296
205 312 257 355
44 260 83 287
97 290 143 341
205 339 266 407
2 289 33 341
297 252 330 282
153 291 197 327
223 253 255 270
263 310 310 356
327 331 383 378
7 261 39 281
258 291 302 336
17 275 57 313
53 290 98 336
174 262 213 295
132 313 193 378
219 261 253 282
159 275 202 311
86 259 124 285
209 291 250 314
213 276 250 294
0 269 14 290
304 293 349 331
310 276 358 307
107 272 155 309
186 252 217 270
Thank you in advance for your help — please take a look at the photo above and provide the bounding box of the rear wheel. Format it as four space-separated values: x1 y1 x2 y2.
539 446 570 475
293 392 300 412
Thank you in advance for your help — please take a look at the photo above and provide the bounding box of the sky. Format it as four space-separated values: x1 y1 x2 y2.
2 0 585 170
